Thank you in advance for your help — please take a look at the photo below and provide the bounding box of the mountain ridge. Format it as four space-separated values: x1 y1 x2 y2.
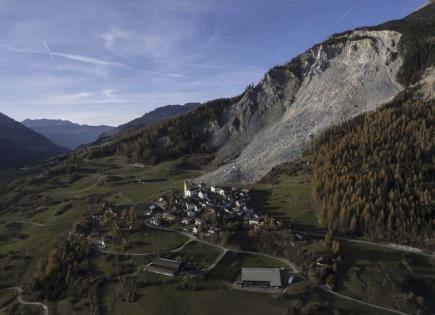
100 102 202 138
23 119 114 150
0 113 65 168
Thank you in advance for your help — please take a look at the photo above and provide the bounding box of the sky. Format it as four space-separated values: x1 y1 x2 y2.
0 0 427 126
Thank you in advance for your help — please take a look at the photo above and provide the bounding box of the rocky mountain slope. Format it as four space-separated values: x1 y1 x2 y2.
201 4 435 184
201 30 403 184
0 114 65 168
22 119 114 150
84 3 435 184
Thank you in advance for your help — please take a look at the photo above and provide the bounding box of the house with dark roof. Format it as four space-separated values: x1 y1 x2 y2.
145 258 182 277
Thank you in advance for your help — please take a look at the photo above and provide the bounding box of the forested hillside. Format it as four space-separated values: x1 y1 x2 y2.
103 102 201 138
85 96 241 164
313 99 434 247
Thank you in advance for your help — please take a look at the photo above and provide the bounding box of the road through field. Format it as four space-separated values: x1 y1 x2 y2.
293 229 435 259
0 287 48 315
2 219 412 315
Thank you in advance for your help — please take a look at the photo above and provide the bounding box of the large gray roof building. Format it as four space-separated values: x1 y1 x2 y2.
241 268 282 287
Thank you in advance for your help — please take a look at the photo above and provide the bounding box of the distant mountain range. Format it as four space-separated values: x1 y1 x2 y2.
22 119 114 150
100 102 201 138
0 113 65 169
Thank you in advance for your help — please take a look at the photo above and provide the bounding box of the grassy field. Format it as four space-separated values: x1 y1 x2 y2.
0 155 202 301
335 241 435 314
168 241 222 270
106 228 188 254
250 155 320 231
1 154 434 315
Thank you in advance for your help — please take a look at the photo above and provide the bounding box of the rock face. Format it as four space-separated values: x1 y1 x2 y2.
201 30 403 184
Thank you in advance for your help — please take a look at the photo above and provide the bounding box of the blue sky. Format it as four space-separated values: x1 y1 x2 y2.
0 0 426 126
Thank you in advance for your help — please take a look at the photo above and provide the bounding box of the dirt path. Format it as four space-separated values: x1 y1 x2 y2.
318 285 409 315
293 230 435 259
0 287 48 315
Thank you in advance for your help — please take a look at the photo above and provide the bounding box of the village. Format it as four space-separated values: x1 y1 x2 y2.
146 181 266 237
71 180 303 291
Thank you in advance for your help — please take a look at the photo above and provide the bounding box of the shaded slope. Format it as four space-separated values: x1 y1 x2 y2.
0 113 65 168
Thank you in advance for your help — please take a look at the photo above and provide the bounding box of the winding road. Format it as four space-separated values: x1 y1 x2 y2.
2 219 413 315
0 287 48 315
139 224 412 315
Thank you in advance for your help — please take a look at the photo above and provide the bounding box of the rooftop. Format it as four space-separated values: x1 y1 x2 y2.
152 258 181 270
241 268 282 287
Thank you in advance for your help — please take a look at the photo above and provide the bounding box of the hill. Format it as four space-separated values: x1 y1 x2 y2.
0 113 65 168
100 102 201 138
22 119 114 150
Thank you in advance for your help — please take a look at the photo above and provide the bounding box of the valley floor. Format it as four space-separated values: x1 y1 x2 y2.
0 155 434 315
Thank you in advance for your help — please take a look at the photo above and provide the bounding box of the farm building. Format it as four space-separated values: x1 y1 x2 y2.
145 258 182 277
241 268 282 288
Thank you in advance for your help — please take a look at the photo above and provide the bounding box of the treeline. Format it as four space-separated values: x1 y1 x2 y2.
313 100 434 246
84 96 242 164
32 236 96 300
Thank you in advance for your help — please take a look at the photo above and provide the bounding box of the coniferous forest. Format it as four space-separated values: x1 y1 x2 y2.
85 96 241 164
313 99 434 247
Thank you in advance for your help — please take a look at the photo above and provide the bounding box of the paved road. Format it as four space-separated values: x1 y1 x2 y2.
0 287 48 315
293 230 435 259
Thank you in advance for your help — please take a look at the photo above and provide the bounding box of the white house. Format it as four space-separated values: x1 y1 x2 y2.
198 191 208 200
186 203 196 210
194 205 202 213
181 217 192 225
150 217 161 226
217 188 226 197
186 210 196 218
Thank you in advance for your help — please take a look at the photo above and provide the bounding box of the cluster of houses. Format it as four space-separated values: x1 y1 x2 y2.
146 181 265 235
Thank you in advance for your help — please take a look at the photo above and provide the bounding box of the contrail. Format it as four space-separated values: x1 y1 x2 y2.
336 7 353 23
43 41 63 72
